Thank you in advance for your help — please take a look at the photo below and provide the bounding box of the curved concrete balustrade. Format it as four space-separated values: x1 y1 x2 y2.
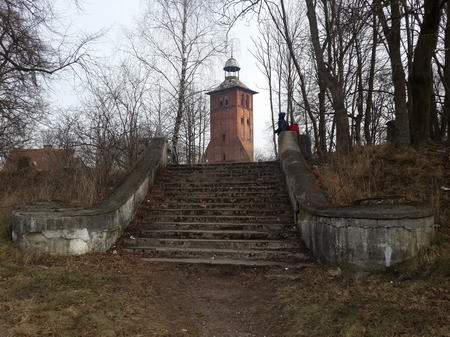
12 138 168 255
278 132 436 270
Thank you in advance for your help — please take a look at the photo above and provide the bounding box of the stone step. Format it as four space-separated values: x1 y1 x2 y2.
142 202 292 210
124 238 298 250
136 214 293 224
163 172 282 179
160 172 282 178
133 229 282 240
134 222 295 232
139 208 291 217
152 191 289 199
144 196 290 205
158 180 282 188
166 162 279 170
123 246 307 262
160 173 282 179
164 171 282 178
140 257 308 268
162 186 285 193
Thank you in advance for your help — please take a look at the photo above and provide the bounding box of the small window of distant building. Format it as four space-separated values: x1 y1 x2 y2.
241 117 244 124
245 95 249 108
225 97 228 106
220 99 223 107
241 94 245 106
223 154 226 161
247 118 250 126
222 134 226 142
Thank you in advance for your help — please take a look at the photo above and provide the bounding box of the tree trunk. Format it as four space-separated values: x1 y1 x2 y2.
318 88 327 155
304 0 351 153
171 0 188 162
409 0 441 145
268 66 278 157
364 14 377 145
299 73 319 152
430 89 440 141
355 38 364 145
375 0 410 146
444 2 450 144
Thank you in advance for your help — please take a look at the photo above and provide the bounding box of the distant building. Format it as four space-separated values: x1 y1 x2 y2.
4 145 77 172
206 56 257 163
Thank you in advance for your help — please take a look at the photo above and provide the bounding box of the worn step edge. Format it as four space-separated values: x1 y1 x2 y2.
133 222 296 231
139 215 292 219
140 257 305 267
136 229 276 235
159 180 282 185
140 208 291 214
124 246 304 257
156 191 289 195
142 203 292 210
124 238 298 249
136 222 293 227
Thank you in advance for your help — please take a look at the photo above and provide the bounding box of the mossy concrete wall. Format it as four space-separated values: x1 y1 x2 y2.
278 132 436 269
12 138 168 255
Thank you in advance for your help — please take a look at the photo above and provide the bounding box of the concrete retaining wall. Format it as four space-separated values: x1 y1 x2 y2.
12 138 168 255
278 132 436 269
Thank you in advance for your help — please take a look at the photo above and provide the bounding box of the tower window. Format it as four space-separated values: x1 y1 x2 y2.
241 94 245 106
245 95 249 108
220 99 223 107
225 98 228 106
247 118 250 126
241 117 244 124
222 134 226 142
223 154 226 161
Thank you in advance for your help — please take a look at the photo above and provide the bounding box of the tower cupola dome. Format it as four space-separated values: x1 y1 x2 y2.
224 57 240 78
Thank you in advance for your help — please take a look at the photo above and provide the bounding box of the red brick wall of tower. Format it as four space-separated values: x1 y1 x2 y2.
206 88 254 163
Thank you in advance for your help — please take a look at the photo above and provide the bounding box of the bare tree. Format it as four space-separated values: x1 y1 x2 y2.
252 23 278 157
374 0 410 146
133 0 225 162
409 0 444 145
0 0 94 157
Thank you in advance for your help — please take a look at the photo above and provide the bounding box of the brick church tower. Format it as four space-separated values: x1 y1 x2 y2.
206 57 257 163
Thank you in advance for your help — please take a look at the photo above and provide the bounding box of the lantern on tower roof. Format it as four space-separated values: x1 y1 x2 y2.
224 57 240 78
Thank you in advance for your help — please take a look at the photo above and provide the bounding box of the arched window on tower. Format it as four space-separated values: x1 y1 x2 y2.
245 95 249 108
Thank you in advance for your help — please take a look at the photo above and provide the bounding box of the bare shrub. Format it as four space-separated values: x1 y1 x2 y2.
314 144 445 211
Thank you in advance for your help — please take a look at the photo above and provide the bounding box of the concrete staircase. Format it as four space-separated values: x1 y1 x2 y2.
120 161 310 267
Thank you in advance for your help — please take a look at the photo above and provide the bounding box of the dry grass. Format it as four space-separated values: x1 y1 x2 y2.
0 253 200 337
314 144 449 228
314 144 445 206
0 167 125 209
0 165 127 245
277 266 450 337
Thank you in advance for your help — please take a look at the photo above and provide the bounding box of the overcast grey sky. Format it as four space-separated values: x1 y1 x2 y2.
48 0 274 154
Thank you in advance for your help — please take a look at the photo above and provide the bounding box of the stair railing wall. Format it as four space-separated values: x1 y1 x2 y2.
12 138 168 255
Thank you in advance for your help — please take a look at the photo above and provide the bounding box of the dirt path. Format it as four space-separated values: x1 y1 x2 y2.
149 264 293 337
2 252 449 337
